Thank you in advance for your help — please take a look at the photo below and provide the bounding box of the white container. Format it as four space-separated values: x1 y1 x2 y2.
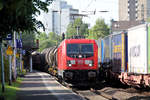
128 23 150 74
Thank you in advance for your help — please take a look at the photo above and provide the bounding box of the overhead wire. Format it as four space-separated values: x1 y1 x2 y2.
84 0 96 11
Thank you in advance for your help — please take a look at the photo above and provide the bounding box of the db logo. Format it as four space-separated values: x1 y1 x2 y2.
78 60 83 65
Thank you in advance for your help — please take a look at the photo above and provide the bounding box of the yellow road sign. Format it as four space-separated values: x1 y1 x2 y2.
6 46 13 55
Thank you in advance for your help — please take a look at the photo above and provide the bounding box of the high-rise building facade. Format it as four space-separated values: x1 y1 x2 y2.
119 0 150 21
41 0 79 34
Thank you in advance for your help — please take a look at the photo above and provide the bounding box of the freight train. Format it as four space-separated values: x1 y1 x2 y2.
33 36 98 85
32 24 150 88
98 23 150 88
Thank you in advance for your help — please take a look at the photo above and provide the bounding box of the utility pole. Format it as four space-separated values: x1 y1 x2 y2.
60 10 61 35
110 19 114 34
141 4 145 23
8 41 12 85
20 49 22 72
5 34 13 85
20 33 23 72
13 32 17 80
76 26 80 36
30 54 32 72
0 37 5 92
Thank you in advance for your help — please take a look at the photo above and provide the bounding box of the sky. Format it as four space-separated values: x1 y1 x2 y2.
37 0 119 31
66 0 118 26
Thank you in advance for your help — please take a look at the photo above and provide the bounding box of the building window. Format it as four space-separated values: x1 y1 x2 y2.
128 10 130 14
135 0 138 3
114 23 119 28
136 16 138 20
128 0 130 3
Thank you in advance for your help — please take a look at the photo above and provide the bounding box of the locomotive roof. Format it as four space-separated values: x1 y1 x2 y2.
64 39 96 44
58 39 96 48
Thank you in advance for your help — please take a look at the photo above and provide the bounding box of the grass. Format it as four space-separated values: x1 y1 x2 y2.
0 77 22 100
18 69 26 77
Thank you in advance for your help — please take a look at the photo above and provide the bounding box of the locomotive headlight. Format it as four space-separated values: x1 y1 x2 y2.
89 64 93 67
67 60 75 67
85 60 93 66
68 64 72 67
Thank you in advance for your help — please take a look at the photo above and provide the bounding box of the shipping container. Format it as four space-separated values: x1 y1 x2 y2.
111 32 128 73
96 39 102 65
101 35 112 67
101 39 104 63
128 23 150 74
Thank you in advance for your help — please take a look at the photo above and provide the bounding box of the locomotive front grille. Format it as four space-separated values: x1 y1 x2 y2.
64 70 97 82
73 70 88 81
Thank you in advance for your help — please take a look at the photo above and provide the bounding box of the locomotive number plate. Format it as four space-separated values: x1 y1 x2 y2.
78 60 83 64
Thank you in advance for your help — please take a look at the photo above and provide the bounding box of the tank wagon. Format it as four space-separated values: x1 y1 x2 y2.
32 51 47 71
98 23 150 88
39 37 98 84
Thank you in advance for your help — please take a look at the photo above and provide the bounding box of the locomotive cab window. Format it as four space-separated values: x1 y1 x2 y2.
67 44 94 58
67 44 80 54
81 44 93 54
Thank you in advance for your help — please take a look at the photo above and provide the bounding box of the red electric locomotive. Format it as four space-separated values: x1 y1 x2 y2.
57 38 98 84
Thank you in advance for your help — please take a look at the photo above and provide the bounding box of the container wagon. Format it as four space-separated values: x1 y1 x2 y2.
101 35 112 68
120 23 150 87
98 36 112 80
98 32 128 81
98 24 150 87
111 32 128 82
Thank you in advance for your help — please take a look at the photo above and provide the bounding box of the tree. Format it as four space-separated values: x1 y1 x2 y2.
36 32 61 52
37 32 48 41
88 18 109 39
22 32 37 51
48 32 61 44
80 24 89 37
66 18 89 38
147 17 150 22
0 0 53 38
39 39 55 52
66 23 76 38
0 0 54 91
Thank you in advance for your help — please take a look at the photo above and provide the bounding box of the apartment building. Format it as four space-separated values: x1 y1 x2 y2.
119 0 150 21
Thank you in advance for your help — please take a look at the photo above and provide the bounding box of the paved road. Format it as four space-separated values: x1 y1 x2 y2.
16 71 85 100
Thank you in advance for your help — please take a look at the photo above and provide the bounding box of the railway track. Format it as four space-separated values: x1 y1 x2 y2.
72 86 150 100
51 74 150 100
62 81 150 100
54 76 111 100
60 81 113 100
73 88 114 100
